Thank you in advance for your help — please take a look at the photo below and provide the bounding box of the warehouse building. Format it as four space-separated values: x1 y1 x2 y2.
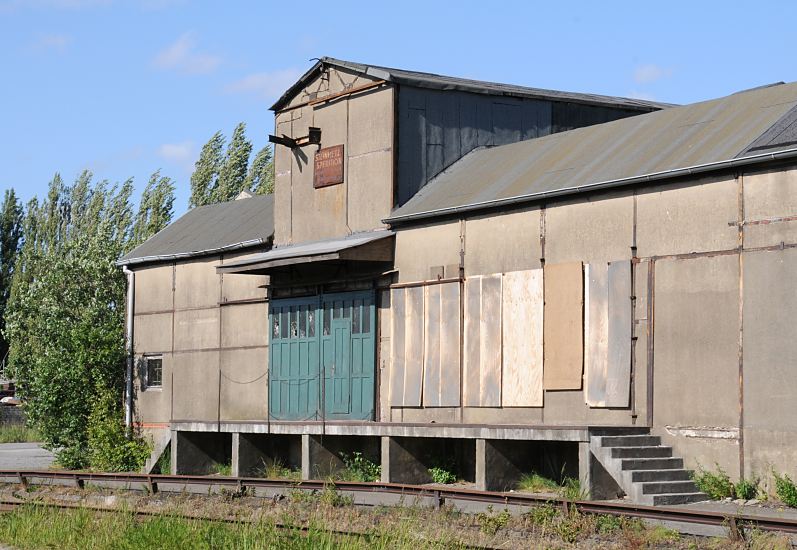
120 58 797 504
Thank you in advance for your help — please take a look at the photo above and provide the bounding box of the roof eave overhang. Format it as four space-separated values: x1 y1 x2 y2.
117 237 271 268
384 147 797 226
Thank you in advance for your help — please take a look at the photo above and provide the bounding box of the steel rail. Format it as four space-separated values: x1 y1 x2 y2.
2 470 797 536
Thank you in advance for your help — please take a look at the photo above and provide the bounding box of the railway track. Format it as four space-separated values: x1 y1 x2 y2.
1 470 796 539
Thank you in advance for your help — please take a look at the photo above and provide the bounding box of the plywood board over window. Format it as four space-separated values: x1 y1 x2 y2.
584 261 632 407
390 287 424 406
423 283 461 407
464 275 502 407
543 262 584 390
502 269 544 407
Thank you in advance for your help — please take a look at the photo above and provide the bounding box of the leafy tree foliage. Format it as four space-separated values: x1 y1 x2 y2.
0 189 23 367
4 170 174 470
189 123 274 207
247 145 275 195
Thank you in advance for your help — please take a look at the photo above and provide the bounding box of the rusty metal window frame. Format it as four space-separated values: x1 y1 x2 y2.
143 355 163 390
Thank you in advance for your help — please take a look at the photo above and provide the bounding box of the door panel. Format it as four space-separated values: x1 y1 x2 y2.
269 291 375 421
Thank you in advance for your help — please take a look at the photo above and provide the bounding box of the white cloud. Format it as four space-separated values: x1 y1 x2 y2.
157 141 195 173
31 33 72 53
153 32 221 75
224 68 303 101
634 64 672 84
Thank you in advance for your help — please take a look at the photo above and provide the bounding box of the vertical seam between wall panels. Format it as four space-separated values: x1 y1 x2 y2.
630 192 638 423
170 263 175 423
459 218 465 422
737 173 745 479
217 255 224 432
345 98 352 234
539 205 546 421
646 259 655 428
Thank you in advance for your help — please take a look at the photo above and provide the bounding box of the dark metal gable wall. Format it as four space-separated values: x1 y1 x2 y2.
396 85 643 206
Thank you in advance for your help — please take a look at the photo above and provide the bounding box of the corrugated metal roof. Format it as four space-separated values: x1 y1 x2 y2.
217 230 394 273
271 57 671 112
119 194 274 266
387 81 797 224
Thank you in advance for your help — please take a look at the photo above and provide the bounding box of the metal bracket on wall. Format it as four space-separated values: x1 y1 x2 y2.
269 127 322 149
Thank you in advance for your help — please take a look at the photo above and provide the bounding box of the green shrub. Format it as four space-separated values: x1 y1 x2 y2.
773 472 797 507
692 465 734 500
341 452 381 482
86 388 150 472
735 477 759 500
154 445 170 475
213 463 232 476
428 466 456 485
558 477 585 500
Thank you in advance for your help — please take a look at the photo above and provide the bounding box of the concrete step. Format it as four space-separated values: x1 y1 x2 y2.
631 469 693 483
652 492 708 506
611 446 673 459
601 435 661 448
642 480 699 495
622 457 683 471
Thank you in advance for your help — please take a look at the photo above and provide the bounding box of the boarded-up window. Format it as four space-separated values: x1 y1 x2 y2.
423 283 461 407
543 262 584 390
584 261 632 407
463 275 502 407
502 269 544 407
389 287 424 406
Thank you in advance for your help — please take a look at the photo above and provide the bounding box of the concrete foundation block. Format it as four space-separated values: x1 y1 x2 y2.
477 438 526 492
380 436 432 484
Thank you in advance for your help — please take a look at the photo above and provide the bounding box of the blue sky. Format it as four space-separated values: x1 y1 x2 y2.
2 0 796 216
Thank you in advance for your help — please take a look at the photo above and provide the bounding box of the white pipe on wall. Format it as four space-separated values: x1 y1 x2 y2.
123 266 135 431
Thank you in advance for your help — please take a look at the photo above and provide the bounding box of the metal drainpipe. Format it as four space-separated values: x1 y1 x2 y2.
122 266 135 431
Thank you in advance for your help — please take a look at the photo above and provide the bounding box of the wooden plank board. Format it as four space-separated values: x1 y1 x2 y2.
502 269 544 407
463 277 482 406
423 285 442 407
403 286 424 407
543 262 584 390
479 274 502 406
606 261 632 407
439 282 461 407
584 263 609 407
389 288 406 406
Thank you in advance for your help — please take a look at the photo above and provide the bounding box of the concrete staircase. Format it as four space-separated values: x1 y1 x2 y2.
590 432 708 505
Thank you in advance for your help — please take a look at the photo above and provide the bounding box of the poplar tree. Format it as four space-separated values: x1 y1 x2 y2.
0 189 22 367
132 170 175 246
246 145 275 195
189 131 224 208
215 122 253 202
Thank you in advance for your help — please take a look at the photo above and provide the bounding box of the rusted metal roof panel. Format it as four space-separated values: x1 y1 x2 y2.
387 82 797 223
118 194 274 266
271 57 670 112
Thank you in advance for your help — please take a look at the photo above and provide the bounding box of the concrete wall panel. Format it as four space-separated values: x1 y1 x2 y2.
637 176 738 257
220 303 268 349
545 193 633 264
134 353 172 423
653 254 740 474
175 258 220 309
273 114 293 246
464 208 542 276
742 248 797 479
743 167 797 248
348 87 393 156
174 309 220 351
134 313 172 354
171 351 220 421
347 150 392 233
219 348 269 421
134 265 173 313
394 221 461 282
221 251 268 302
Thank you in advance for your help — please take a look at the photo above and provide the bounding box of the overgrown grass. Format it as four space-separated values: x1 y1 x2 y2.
0 503 449 549
516 472 560 493
0 424 40 443
773 471 797 507
257 458 301 481
212 462 232 476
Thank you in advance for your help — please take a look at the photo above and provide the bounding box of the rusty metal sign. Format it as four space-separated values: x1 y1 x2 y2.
314 144 344 188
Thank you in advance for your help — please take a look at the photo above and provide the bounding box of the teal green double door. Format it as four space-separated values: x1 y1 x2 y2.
269 291 376 421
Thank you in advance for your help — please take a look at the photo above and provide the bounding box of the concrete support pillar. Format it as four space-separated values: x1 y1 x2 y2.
380 436 431 484
232 433 273 477
172 430 230 475
476 439 524 492
578 442 593 499
302 434 345 480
